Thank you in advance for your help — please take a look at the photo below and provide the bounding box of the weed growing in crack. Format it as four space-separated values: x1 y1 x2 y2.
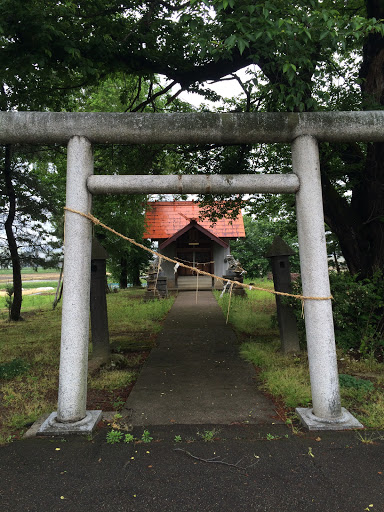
355 431 383 444
285 415 302 435
113 397 125 410
141 430 153 443
197 429 219 442
106 429 124 444
265 433 288 441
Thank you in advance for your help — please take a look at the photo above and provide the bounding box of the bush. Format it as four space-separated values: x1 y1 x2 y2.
4 285 14 320
290 271 384 357
339 374 374 393
0 359 30 380
330 272 384 356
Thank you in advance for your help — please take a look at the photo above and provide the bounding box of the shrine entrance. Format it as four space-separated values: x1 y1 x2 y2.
0 111 379 433
176 226 214 278
175 229 215 290
176 248 213 290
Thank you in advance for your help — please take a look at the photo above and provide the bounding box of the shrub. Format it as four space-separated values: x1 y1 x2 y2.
330 272 384 356
4 285 14 320
0 359 30 380
289 271 384 357
339 374 374 393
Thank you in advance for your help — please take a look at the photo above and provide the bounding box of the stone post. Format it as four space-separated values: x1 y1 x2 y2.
292 135 362 430
90 238 110 365
38 136 102 435
266 236 300 354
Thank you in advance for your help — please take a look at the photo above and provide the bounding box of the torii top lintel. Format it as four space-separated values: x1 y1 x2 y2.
0 111 383 145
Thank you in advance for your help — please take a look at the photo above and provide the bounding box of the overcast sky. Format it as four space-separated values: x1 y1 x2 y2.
174 66 252 108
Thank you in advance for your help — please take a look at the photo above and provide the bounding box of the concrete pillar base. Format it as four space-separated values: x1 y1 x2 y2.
37 410 102 436
296 407 364 431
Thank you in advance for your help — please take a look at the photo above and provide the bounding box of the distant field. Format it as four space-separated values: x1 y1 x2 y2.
0 270 60 283
0 267 59 275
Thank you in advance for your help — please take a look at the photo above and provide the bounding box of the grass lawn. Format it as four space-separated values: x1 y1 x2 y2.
0 281 58 291
0 289 174 444
0 293 57 321
216 278 384 430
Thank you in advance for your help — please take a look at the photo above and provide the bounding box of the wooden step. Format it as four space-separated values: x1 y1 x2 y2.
177 276 212 290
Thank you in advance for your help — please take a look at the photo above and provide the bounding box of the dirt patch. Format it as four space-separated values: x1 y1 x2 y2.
86 386 134 411
110 332 157 352
87 350 151 410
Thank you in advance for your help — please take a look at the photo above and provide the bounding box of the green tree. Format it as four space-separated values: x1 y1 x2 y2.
0 143 65 320
1 0 384 282
231 215 300 278
178 0 384 280
74 73 187 286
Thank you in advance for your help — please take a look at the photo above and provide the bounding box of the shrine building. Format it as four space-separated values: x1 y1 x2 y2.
143 201 245 290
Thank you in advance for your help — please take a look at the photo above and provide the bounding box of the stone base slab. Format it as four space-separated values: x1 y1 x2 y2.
296 407 364 431
37 410 102 436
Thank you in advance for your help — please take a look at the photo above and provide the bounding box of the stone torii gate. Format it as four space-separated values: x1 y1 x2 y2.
1 111 380 433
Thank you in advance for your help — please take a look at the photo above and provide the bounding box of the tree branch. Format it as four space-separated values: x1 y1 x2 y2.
116 50 253 89
174 448 260 471
131 80 176 112
231 73 251 112
126 76 143 112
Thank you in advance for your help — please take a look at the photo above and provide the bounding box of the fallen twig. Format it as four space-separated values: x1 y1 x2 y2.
174 448 259 471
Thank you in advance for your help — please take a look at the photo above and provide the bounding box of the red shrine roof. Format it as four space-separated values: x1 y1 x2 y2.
143 201 245 240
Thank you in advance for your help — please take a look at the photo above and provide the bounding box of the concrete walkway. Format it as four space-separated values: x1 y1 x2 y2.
124 291 280 426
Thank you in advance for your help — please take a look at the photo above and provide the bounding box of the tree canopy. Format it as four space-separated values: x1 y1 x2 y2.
1 0 384 304
230 215 300 278
1 1 382 109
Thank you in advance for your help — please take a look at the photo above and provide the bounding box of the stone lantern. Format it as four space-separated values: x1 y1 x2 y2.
266 236 300 353
222 255 246 296
145 257 168 300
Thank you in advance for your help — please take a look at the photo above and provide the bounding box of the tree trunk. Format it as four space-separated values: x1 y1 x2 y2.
322 147 384 279
119 257 128 289
321 170 365 276
333 251 340 273
131 270 141 287
355 0 384 277
321 1 384 279
353 142 384 277
2 145 23 320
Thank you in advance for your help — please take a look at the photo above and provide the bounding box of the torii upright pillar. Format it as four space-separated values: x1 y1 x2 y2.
292 135 362 430
39 136 102 435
